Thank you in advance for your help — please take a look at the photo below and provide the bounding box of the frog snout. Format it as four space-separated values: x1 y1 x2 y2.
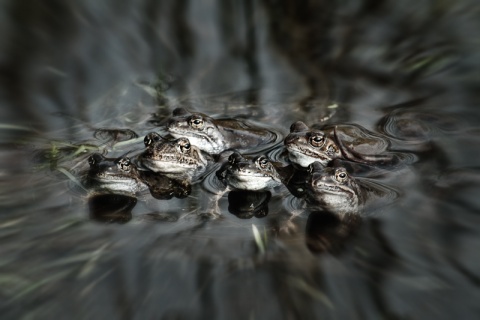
312 174 328 187
284 134 299 145
167 119 177 129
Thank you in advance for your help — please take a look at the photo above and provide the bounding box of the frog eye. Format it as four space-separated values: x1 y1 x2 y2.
144 133 160 146
189 116 204 129
228 154 239 164
178 139 191 153
335 169 348 183
88 153 103 166
118 158 131 171
309 134 325 147
257 156 269 169
228 152 243 164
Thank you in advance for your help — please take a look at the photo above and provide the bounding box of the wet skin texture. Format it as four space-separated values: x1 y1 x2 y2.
138 132 208 174
284 121 396 168
216 152 282 191
167 108 279 154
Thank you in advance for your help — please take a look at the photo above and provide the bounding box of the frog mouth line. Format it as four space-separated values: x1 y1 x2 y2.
286 146 331 160
169 128 215 143
230 171 276 179
89 176 143 191
312 182 353 195
229 170 281 181
92 173 138 182
145 155 200 167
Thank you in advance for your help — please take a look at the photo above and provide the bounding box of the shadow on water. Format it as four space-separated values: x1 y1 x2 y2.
2 0 480 319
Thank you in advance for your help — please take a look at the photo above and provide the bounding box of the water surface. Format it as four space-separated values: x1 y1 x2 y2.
2 1 480 319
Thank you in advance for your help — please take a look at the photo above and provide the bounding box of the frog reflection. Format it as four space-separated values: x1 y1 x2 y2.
140 170 191 200
88 194 137 224
216 152 282 191
227 190 271 219
284 121 402 168
305 210 361 254
167 108 280 154
138 132 208 175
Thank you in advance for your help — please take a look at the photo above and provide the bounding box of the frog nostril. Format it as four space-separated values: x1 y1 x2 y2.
313 179 324 188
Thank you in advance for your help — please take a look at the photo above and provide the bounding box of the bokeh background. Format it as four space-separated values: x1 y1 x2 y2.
1 0 480 319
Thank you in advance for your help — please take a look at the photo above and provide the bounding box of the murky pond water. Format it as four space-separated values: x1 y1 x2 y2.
2 1 480 319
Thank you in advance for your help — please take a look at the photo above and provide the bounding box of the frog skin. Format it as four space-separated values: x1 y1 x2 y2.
216 152 282 191
138 132 208 175
167 108 279 154
86 153 147 195
284 121 396 168
306 162 365 215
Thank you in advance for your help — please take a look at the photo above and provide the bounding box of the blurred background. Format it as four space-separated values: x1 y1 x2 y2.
1 0 480 319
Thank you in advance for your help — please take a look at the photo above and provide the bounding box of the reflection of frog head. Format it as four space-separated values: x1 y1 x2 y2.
167 108 225 154
284 121 341 167
138 132 207 174
227 190 271 219
307 162 361 215
86 153 145 194
217 152 282 191
88 194 137 224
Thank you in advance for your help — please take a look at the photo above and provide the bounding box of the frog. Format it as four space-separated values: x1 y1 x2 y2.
166 108 281 154
284 121 401 168
85 153 147 195
302 161 400 219
216 152 282 191
137 132 208 175
306 161 366 215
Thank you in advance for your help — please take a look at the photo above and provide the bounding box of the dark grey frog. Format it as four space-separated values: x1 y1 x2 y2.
85 153 147 195
216 152 283 191
284 121 410 168
306 161 398 217
138 132 208 175
167 108 281 154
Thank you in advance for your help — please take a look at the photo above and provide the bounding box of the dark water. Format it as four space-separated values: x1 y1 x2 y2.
2 1 480 319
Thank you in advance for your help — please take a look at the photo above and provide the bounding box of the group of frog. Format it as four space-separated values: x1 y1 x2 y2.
85 107 409 218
